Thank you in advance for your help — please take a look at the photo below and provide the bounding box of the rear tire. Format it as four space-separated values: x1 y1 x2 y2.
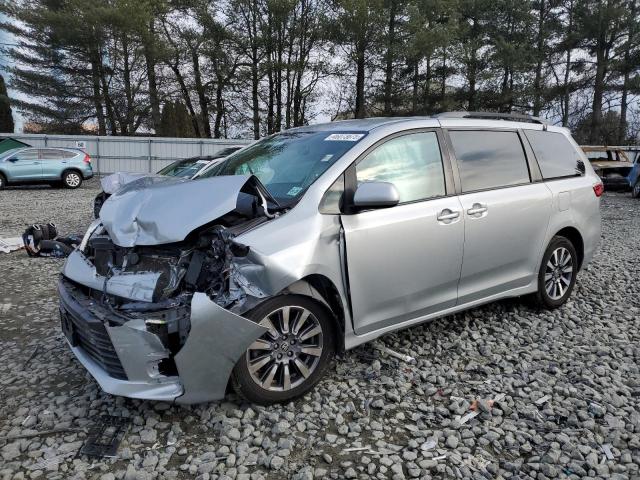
232 295 335 405
62 170 82 189
632 181 640 199
532 236 578 309
0 173 5 189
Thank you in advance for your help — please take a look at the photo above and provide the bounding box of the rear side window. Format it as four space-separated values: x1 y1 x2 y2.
356 132 445 203
39 149 64 160
449 130 530 192
525 131 585 179
62 150 77 159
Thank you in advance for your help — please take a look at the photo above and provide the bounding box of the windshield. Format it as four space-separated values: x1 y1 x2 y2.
199 131 365 203
157 157 210 178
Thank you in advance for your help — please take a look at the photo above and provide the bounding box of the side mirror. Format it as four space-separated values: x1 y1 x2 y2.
353 181 400 210
7 156 18 162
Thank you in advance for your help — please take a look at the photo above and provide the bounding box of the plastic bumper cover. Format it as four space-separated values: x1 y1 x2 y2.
58 277 267 404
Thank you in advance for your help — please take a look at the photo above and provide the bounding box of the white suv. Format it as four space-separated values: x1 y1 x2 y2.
59 113 602 404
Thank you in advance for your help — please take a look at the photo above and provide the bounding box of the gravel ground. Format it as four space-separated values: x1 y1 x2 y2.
0 181 639 480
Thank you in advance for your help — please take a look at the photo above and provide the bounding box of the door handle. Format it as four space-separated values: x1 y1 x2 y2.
467 204 488 216
437 209 460 222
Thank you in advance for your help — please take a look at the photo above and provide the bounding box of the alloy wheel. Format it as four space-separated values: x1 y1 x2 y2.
634 182 640 198
544 247 573 300
246 306 323 392
65 173 81 187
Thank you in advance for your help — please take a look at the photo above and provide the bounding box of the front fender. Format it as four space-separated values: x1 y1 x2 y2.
174 293 267 404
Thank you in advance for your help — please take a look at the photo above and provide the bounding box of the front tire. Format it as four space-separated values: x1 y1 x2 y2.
0 173 5 189
232 295 335 405
62 170 82 189
632 181 640 199
533 236 578 309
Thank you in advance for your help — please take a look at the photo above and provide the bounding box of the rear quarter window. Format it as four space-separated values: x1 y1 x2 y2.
524 131 585 179
448 130 530 192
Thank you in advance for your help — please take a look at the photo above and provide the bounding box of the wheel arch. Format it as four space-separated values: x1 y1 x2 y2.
279 275 346 353
554 226 584 270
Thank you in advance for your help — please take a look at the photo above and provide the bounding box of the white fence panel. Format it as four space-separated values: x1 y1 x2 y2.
0 133 252 175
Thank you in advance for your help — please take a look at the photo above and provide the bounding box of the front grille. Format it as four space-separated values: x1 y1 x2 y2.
60 303 128 381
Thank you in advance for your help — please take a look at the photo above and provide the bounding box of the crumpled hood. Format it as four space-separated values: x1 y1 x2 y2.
99 175 255 247
100 172 156 194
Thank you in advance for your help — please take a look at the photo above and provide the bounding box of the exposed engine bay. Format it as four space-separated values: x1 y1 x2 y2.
77 189 274 346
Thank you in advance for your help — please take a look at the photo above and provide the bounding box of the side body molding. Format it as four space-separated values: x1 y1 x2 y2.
174 293 267 404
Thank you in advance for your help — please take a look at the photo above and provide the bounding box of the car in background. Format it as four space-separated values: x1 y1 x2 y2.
0 147 93 189
628 150 640 198
92 146 244 217
582 146 633 190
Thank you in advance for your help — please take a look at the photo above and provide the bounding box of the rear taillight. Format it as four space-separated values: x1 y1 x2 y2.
593 182 604 197
83 154 91 164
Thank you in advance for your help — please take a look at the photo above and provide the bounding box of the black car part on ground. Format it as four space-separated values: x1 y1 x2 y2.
78 416 130 458
22 223 81 258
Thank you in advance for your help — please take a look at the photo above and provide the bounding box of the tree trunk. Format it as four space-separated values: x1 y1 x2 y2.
98 61 118 135
144 21 162 134
355 41 366 119
532 0 546 116
383 0 396 115
89 52 106 135
214 80 224 139
590 1 607 143
191 46 211 138
251 45 260 138
422 54 431 113
440 49 447 102
169 63 201 137
411 60 419 114
468 53 477 111
561 0 574 127
122 34 134 134
275 22 283 131
618 0 636 143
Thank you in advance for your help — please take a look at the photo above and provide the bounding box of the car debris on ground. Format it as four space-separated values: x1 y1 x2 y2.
0 236 23 253
79 416 130 458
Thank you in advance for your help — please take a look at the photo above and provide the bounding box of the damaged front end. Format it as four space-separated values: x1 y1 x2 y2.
59 175 279 404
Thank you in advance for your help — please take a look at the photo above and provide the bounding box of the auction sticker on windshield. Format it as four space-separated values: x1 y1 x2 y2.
324 133 365 141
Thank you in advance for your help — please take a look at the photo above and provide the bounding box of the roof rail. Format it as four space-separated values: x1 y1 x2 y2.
435 111 547 126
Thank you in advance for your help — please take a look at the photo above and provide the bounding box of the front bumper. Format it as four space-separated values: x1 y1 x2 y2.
58 275 266 404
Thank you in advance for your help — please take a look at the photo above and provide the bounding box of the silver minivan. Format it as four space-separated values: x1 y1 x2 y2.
58 113 602 404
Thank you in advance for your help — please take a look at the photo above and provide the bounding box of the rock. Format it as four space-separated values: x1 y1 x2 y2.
270 455 285 470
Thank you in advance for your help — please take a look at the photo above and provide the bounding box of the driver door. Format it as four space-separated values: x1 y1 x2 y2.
341 131 464 335
7 149 42 181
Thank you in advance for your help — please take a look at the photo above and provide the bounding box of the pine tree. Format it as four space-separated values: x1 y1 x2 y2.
158 101 196 138
0 74 14 133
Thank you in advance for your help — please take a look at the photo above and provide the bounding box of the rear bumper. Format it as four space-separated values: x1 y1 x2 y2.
58 274 267 404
